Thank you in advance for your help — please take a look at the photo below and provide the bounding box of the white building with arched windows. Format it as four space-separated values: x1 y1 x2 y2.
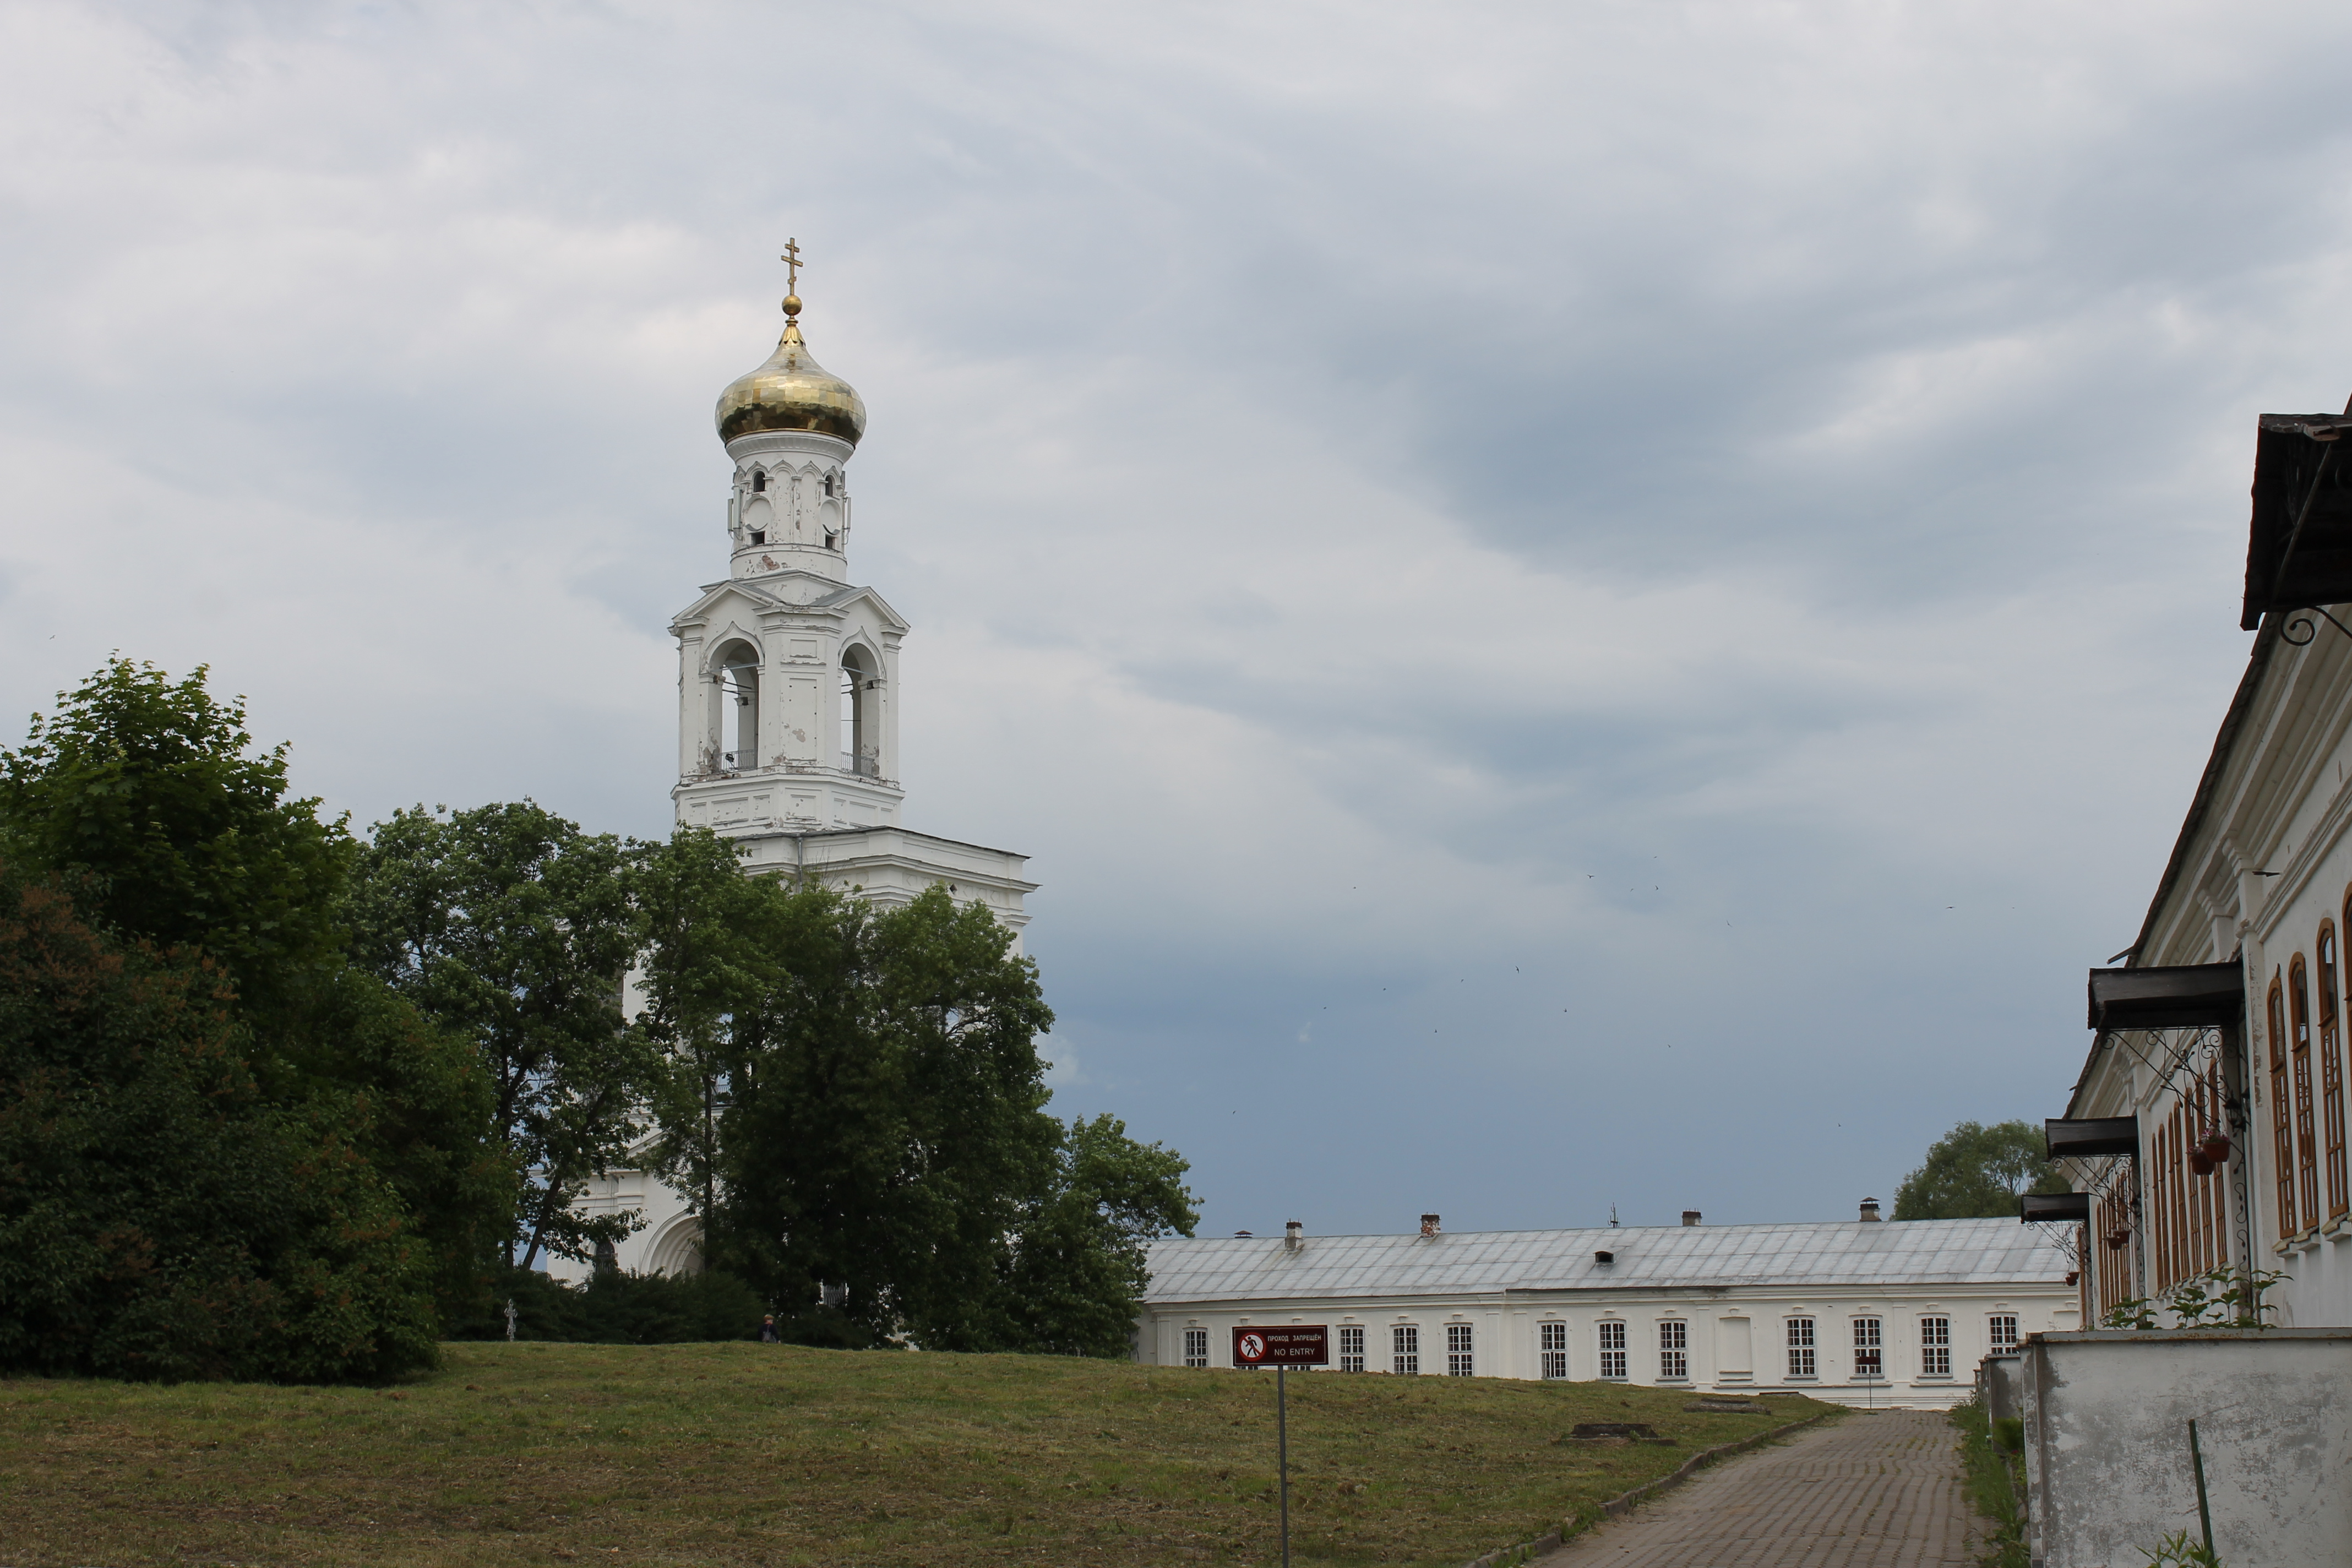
1135 1211 2077 1407
548 273 1035 1284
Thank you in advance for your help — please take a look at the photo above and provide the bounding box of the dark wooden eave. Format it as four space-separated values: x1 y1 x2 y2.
2046 1115 2139 1161
2241 412 2352 630
2086 963 2243 1031
2021 1192 2092 1224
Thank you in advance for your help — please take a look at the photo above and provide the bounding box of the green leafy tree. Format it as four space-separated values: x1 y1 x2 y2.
631 827 765 1230
635 832 1196 1354
1893 1119 2071 1219
0 658 351 1026
983 1114 1199 1356
0 861 438 1382
349 802 654 1270
0 660 495 1376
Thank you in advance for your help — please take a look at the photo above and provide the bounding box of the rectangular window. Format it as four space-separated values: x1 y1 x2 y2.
1852 1316 1882 1380
1787 1317 1816 1379
1921 1316 1951 1378
1987 1315 2018 1353
2272 975 2298 1236
2324 924 2350 1219
1658 1320 1689 1380
1182 1328 1208 1369
1539 1321 1567 1380
1392 1325 1419 1376
1446 1323 1474 1376
1598 1320 1627 1379
2293 959 2322 1231
1337 1326 1365 1374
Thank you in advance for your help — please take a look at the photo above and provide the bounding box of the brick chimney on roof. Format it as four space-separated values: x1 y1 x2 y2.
1682 1210 1702 1226
1859 1197 1883 1222
1419 1213 1441 1236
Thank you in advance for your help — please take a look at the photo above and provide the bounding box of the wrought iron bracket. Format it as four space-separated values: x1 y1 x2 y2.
2282 605 2352 646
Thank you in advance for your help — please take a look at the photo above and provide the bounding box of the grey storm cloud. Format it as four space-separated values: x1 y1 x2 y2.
4 0 2350 1235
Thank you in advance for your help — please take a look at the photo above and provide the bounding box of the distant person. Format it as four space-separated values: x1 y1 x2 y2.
759 1314 781 1343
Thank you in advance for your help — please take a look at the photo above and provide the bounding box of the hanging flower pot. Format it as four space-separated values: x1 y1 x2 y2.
2199 1129 2233 1164
2104 1228 2131 1250
2188 1148 2216 1177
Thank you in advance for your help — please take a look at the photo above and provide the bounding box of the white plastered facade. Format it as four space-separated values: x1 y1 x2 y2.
2064 612 2352 1332
1136 1218 2077 1409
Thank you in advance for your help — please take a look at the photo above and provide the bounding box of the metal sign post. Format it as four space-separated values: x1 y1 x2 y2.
1233 1326 1328 1568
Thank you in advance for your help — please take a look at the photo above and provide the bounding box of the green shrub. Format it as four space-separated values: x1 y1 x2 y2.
450 1266 766 1344
1950 1395 2028 1568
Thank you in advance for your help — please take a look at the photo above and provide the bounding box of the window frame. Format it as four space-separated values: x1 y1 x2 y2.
1337 1325 1365 1374
2292 955 2322 1229
1445 1322 1474 1377
2328 911 2351 1219
1852 1316 1883 1380
1598 1319 1628 1380
1786 1316 1816 1380
2273 972 2299 1236
1392 1324 1420 1376
1920 1316 1952 1379
1658 1319 1689 1381
1538 1320 1568 1380
1986 1314 2018 1354
1182 1327 1209 1369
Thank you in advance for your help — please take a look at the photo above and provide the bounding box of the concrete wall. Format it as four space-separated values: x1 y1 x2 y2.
2022 1329 2352 1568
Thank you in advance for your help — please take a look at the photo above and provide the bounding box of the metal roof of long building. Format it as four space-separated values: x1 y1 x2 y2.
1142 1219 2069 1303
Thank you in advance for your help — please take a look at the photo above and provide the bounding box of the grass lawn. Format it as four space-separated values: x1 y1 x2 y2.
0 1342 1835 1566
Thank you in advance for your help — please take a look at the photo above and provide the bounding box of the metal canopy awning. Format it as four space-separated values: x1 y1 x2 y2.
2240 411 2352 630
2021 1193 2092 1224
2046 1115 2139 1161
2086 962 2243 1031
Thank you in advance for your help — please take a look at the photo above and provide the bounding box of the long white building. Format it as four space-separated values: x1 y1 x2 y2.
1135 1210 2076 1408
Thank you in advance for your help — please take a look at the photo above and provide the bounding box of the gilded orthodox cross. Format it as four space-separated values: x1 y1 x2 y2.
781 238 803 296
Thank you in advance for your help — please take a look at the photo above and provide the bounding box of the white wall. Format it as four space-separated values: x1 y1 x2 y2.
1139 1283 2077 1408
2022 1329 2352 1568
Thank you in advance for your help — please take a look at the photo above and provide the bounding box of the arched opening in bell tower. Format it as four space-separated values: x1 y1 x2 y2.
840 645 878 777
716 640 760 772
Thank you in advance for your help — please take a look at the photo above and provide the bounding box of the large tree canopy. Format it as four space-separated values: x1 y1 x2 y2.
0 864 447 1382
347 802 652 1271
634 839 1196 1354
0 659 352 1022
1892 1119 2071 1219
0 661 496 1381
3 658 1192 1372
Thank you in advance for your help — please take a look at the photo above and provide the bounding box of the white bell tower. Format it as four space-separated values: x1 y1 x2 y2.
666 244 1035 933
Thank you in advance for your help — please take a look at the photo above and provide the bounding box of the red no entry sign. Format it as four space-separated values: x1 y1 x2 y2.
1232 1325 1329 1367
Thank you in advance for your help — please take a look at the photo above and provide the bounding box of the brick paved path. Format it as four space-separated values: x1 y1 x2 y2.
1533 1409 1976 1568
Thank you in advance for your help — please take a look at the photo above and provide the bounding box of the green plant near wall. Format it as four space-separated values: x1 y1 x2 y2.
2100 1265 2289 1331
2139 1529 2222 1566
1948 1395 2028 1568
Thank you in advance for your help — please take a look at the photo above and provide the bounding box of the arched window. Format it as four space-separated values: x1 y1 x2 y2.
2332 907 2352 1218
750 470 767 493
839 645 878 776
2270 972 2296 1236
2290 956 2321 1230
716 641 760 773
823 471 835 498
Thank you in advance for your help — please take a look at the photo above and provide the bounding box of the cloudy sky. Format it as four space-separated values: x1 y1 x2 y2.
6 1 2350 1238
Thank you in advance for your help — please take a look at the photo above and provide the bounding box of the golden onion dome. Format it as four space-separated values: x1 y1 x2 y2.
714 296 867 447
